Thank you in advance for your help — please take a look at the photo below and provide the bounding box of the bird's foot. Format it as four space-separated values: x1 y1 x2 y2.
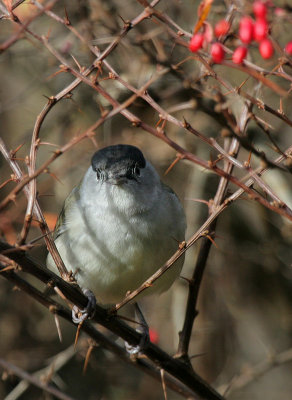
72 289 96 324
125 330 150 356
125 303 150 356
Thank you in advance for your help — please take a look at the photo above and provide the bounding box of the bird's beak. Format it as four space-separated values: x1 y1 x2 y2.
106 174 128 185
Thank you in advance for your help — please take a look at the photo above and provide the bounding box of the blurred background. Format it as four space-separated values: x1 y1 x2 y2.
0 0 292 399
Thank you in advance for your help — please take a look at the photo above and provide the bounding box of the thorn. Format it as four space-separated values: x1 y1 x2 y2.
170 236 183 245
27 230 53 245
0 265 16 273
223 89 234 96
45 26 52 41
170 39 177 57
189 352 207 360
38 141 59 147
89 136 98 148
156 117 166 133
42 95 57 106
118 15 132 29
246 150 252 167
49 306 63 342
46 68 67 81
228 77 250 96
179 275 193 284
182 116 190 129
46 170 63 184
71 54 82 72
164 154 183 175
118 14 127 24
155 117 163 128
10 143 25 159
97 101 106 117
83 340 95 375
160 369 167 400
279 98 284 115
54 286 72 308
238 76 250 90
74 321 83 349
184 198 210 206
54 313 63 342
64 6 70 25
205 234 219 249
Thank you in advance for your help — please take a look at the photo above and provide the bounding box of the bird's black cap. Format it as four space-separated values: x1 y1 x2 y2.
91 144 146 172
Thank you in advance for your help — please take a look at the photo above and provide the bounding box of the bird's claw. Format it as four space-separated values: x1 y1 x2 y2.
72 289 96 324
125 330 150 356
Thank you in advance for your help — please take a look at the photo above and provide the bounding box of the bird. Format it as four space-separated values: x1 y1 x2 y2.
47 144 186 328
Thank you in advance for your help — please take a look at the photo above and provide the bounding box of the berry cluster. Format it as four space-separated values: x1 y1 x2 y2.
189 1 292 64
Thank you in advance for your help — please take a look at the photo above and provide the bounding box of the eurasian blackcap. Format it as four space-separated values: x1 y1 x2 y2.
47 144 186 322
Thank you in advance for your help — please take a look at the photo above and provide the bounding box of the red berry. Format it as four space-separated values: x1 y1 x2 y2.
149 328 159 344
214 20 230 37
285 41 292 55
254 18 268 41
259 38 274 59
253 1 267 19
189 33 204 52
239 16 254 44
232 46 248 64
211 42 225 63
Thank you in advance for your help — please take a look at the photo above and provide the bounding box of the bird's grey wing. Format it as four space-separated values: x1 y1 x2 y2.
161 182 185 208
161 182 186 233
54 184 80 240
161 182 177 197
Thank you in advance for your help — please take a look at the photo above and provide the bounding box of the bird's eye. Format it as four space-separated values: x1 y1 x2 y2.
96 168 102 180
133 166 140 176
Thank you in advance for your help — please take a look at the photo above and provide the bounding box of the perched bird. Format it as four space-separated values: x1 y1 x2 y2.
47 144 186 323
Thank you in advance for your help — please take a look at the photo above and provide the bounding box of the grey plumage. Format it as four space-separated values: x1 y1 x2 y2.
47 145 186 305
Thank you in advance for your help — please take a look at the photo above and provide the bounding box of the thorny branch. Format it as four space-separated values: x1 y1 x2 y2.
0 0 292 399
176 135 241 362
0 241 224 400
0 263 199 400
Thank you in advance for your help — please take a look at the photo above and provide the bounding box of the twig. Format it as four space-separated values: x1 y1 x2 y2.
0 138 71 280
0 0 58 51
0 358 76 400
4 346 76 400
218 347 292 396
